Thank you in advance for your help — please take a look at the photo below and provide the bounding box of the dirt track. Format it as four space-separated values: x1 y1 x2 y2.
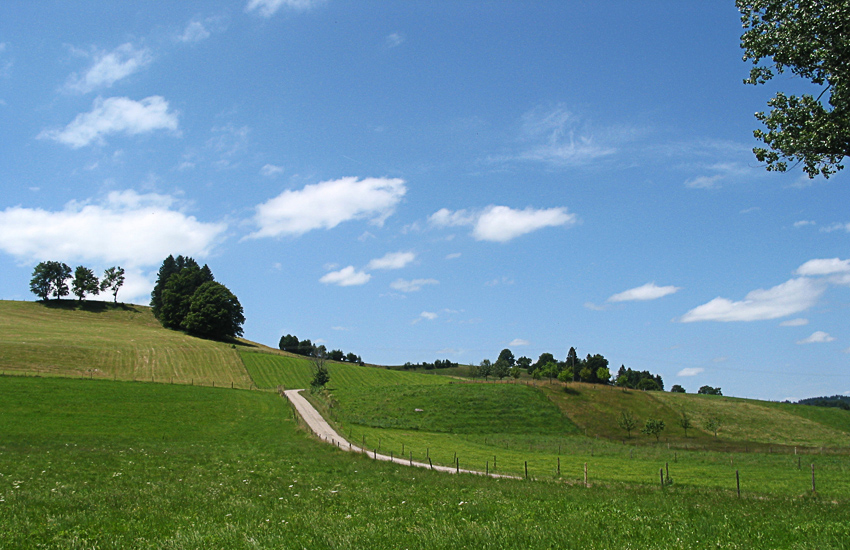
284 389 519 479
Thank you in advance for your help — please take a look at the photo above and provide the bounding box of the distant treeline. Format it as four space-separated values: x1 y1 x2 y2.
796 395 850 410
278 334 363 365
401 359 459 370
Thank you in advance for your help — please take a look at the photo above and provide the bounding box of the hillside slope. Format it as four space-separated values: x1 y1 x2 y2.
0 300 253 388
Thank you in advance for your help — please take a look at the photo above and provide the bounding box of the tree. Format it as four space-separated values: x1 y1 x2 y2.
637 378 661 391
279 334 300 353
30 261 71 301
345 352 359 363
542 361 558 383
158 264 214 330
557 367 573 383
183 281 245 340
479 359 493 380
617 410 638 438
596 366 611 385
670 384 686 393
678 412 693 437
497 348 516 367
738 0 850 178
641 418 666 442
703 417 722 438
533 353 556 373
579 366 593 382
310 345 330 390
566 347 579 381
468 363 481 379
100 266 125 303
493 358 511 380
328 349 345 362
517 356 532 372
697 385 722 396
71 265 100 301
510 366 522 379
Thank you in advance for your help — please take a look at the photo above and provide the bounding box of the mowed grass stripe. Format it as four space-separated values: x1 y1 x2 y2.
239 350 452 390
0 300 253 387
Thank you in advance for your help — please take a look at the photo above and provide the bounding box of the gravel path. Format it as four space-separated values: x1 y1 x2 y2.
284 389 519 479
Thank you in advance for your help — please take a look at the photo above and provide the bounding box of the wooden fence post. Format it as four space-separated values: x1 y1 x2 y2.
736 470 740 498
584 463 588 486
525 461 528 479
811 464 816 493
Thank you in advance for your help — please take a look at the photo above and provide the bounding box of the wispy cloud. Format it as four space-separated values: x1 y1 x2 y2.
677 367 704 377
680 277 826 322
319 266 371 287
386 32 405 48
248 177 406 238
245 0 321 17
510 105 617 167
445 252 462 260
607 282 681 302
390 278 438 293
797 331 835 344
260 164 284 176
430 205 576 243
820 222 850 233
0 190 225 268
39 96 179 148
367 251 416 270
178 21 211 43
64 44 152 94
795 258 850 276
794 220 816 228
509 338 530 347
780 318 809 327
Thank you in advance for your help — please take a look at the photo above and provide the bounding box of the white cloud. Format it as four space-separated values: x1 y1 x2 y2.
64 44 152 94
248 177 406 238
0 190 226 269
821 222 850 233
178 21 211 43
514 105 616 166
39 96 179 148
390 278 438 293
319 266 371 287
509 338 530 347
795 258 850 276
420 311 437 320
445 252 462 260
679 277 826 322
431 205 575 243
246 0 320 17
685 175 723 190
780 318 809 327
386 33 405 48
607 282 681 302
794 220 816 228
677 368 704 377
797 331 835 345
367 251 415 271
260 164 284 177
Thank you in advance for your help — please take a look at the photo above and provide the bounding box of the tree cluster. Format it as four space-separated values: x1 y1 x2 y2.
278 334 363 365
796 395 850 410
402 359 458 370
150 255 244 341
697 385 722 396
614 366 665 391
30 261 125 303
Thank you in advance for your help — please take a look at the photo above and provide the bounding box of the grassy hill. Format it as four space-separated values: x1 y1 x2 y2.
0 300 253 387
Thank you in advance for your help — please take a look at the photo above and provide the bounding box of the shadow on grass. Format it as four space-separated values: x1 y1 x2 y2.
40 299 140 313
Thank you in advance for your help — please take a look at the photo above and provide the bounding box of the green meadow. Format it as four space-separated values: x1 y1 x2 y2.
3 300 850 548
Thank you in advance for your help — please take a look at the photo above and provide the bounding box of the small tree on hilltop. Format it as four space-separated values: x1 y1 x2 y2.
618 410 638 439
30 261 71 301
71 265 100 301
310 345 330 390
641 418 666 442
670 384 686 393
183 281 245 341
100 266 125 303
479 359 493 381
493 358 511 380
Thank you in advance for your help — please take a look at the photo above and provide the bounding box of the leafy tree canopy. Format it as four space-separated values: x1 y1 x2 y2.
71 265 100 301
100 267 125 303
183 281 245 340
30 261 71 301
738 0 850 178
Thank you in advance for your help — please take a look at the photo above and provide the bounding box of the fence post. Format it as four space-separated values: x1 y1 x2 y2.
736 470 740 498
660 468 664 488
428 457 433 470
557 457 560 476
811 464 816 493
584 463 588 486
525 461 528 479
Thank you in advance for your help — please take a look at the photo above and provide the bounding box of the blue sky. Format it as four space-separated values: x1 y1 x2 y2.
1 1 848 401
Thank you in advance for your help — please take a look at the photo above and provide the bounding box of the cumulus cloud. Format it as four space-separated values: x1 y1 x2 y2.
248 177 406 238
509 338 530 347
39 96 179 148
780 318 809 327
430 205 575 243
64 43 152 93
679 277 826 322
677 368 704 377
797 331 835 344
795 258 850 276
0 190 226 268
246 0 321 17
390 278 438 293
367 251 415 271
607 282 681 303
319 266 371 287
420 311 437 320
